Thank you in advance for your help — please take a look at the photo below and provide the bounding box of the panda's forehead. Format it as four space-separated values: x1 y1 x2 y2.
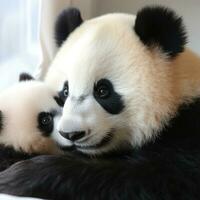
56 13 146 95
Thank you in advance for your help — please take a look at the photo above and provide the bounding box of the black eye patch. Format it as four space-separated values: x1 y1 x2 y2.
37 112 54 137
93 79 124 114
0 111 3 132
55 81 68 107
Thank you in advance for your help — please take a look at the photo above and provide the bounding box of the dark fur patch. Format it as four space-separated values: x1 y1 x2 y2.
93 79 124 114
55 7 83 47
56 81 68 107
156 97 200 148
19 73 34 82
0 111 3 132
134 6 187 58
1 99 200 199
0 145 37 172
37 112 54 137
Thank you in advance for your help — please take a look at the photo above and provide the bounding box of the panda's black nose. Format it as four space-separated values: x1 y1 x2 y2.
59 131 86 141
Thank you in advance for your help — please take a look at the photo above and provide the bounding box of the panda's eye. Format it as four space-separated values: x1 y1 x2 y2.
63 88 68 97
96 85 110 99
55 81 68 107
38 112 54 136
41 114 53 125
62 81 69 97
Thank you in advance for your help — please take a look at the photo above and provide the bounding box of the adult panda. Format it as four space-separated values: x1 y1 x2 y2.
0 73 68 171
0 6 200 200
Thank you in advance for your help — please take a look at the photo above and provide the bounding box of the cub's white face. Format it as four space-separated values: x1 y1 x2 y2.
0 81 68 154
46 7 186 155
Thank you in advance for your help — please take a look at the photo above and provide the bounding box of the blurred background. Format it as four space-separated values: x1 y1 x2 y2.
0 0 199 91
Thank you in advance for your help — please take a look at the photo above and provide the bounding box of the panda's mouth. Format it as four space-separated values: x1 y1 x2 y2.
59 129 115 153
75 132 114 150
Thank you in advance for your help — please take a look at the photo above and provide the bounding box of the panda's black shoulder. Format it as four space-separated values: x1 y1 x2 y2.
139 97 200 155
0 145 37 171
0 111 3 132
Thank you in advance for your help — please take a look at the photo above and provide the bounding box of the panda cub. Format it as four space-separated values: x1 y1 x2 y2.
1 6 200 200
0 73 67 171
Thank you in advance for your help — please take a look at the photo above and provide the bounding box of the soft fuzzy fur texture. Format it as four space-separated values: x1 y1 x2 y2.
0 145 37 172
44 6 200 155
0 98 200 199
0 78 70 170
0 6 200 199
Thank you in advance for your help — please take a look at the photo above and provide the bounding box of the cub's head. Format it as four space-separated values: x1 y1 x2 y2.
0 73 68 154
46 6 187 155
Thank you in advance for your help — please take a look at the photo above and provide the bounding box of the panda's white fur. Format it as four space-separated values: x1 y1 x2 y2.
0 80 66 155
45 8 200 155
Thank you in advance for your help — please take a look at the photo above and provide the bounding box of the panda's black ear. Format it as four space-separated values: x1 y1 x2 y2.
134 6 187 58
55 7 83 47
0 111 3 132
19 73 34 82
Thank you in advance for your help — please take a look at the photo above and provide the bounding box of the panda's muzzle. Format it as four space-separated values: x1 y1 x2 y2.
59 130 86 141
75 132 114 150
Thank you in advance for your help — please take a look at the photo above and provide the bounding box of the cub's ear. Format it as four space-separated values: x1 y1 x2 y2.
134 6 187 58
55 7 83 47
0 111 3 132
19 73 34 82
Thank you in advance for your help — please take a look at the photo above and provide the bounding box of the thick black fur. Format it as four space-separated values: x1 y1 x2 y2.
134 6 187 58
37 112 54 137
94 79 125 114
0 145 37 172
0 99 200 199
55 8 83 47
19 73 34 81
0 111 3 132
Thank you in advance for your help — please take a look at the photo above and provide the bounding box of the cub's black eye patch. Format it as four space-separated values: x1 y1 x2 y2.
0 111 3 132
93 79 124 114
37 112 54 137
56 81 69 107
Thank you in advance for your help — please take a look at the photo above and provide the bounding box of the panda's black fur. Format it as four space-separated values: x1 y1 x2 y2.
0 111 3 132
0 97 200 199
0 145 37 172
134 6 187 58
0 6 200 200
55 7 83 47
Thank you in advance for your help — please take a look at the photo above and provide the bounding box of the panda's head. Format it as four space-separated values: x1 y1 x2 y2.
46 6 187 155
0 73 69 154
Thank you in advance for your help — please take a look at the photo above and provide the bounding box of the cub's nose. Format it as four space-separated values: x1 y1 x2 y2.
59 131 86 141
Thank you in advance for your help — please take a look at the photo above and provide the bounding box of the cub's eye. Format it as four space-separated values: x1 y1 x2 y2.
38 112 54 136
41 114 53 125
95 84 110 99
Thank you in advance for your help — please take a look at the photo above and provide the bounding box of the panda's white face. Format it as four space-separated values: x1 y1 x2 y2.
0 81 68 154
46 7 186 155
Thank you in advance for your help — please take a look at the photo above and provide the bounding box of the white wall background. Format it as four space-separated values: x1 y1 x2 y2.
0 0 200 91
88 0 200 54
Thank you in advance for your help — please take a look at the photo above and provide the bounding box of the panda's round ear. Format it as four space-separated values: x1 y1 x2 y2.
19 73 34 82
0 111 3 132
55 7 83 47
134 6 187 58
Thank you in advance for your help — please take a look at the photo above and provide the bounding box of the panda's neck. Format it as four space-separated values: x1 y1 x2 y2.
172 49 200 101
